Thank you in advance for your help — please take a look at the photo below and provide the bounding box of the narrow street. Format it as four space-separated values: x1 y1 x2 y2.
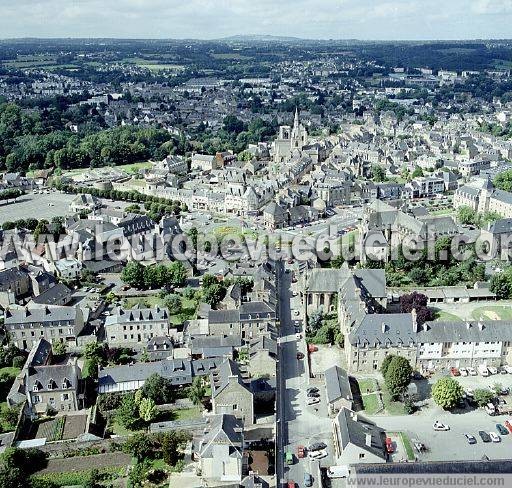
276 260 332 488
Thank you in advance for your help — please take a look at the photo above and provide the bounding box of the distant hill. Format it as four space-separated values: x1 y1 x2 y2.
218 34 305 42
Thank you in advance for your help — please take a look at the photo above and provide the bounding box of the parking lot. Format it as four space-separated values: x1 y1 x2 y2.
366 371 512 463
0 191 76 224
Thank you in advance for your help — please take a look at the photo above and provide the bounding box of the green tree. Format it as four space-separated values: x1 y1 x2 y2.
164 294 182 315
122 261 145 289
412 166 424 178
167 261 186 287
116 394 140 430
123 433 154 462
474 388 495 407
138 398 157 423
384 356 413 399
380 354 396 378
187 377 206 406
457 205 478 225
51 340 67 356
432 377 464 410
141 374 175 405
371 164 386 182
490 272 512 299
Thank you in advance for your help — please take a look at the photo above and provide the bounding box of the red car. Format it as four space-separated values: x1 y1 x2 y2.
288 482 295 488
505 421 512 434
297 445 305 459
385 437 394 453
450 367 460 377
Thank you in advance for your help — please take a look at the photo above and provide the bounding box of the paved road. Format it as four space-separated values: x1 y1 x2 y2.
276 261 332 488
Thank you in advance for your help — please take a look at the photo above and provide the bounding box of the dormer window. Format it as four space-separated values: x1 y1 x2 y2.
62 378 71 389
33 382 41 392
47 379 57 390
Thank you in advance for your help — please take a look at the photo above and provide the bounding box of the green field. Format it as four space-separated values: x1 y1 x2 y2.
362 393 380 415
122 57 184 72
472 305 512 321
433 309 460 322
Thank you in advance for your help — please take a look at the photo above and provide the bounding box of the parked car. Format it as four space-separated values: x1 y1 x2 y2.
479 431 491 443
309 449 327 460
293 310 300 316
433 421 450 431
467 367 477 376
450 367 460 377
489 432 501 443
498 367 508 375
304 473 313 487
295 333 302 340
297 446 306 459
288 481 295 488
385 437 394 453
459 367 468 377
496 424 509 435
488 366 498 375
505 366 512 374
308 442 327 452
285 452 294 465
307 397 321 406
307 391 320 398
499 387 510 395
307 387 319 394
296 352 304 360
464 434 477 444
505 421 512 434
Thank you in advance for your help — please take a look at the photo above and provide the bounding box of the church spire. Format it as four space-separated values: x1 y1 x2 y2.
294 107 299 130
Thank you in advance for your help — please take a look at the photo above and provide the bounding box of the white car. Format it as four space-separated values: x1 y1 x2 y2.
490 432 501 443
309 449 328 460
295 333 302 340
433 421 450 431
488 366 498 375
459 367 468 376
505 365 512 374
307 397 321 406
293 310 300 316
467 367 477 376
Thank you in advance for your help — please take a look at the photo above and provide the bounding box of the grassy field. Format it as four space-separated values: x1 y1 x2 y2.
362 394 380 415
122 295 198 325
122 57 184 72
357 378 377 394
60 161 152 178
472 305 512 321
382 388 406 415
433 309 460 322
172 406 201 421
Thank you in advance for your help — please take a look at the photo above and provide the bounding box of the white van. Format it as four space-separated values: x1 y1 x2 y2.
478 364 489 377
327 466 350 479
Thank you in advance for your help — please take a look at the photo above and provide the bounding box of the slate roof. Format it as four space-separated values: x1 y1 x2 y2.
27 364 80 393
335 408 386 460
105 306 169 326
211 359 251 398
199 414 243 458
5 306 77 326
488 218 512 234
349 313 415 347
98 358 221 389
0 267 28 289
325 365 353 404
31 283 72 305
417 320 512 344
249 336 277 357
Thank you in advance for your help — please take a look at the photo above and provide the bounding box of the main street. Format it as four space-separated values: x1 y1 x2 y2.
276 260 332 488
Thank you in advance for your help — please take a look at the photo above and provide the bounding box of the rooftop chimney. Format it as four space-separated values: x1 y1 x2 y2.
381 323 387 333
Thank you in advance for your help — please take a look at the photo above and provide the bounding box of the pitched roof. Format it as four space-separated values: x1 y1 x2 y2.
325 365 353 404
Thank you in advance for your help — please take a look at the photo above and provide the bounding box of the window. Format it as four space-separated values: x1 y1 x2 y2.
233 404 238 410
61 393 69 401
33 395 41 404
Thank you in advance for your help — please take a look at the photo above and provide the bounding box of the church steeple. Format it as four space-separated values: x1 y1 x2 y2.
293 107 299 130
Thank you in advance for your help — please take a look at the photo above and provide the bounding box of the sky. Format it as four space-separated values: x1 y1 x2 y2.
1 0 511 40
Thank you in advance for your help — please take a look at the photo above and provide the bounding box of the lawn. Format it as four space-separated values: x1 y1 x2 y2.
399 432 415 461
381 388 406 415
32 466 124 487
109 419 143 436
429 208 455 216
472 306 512 321
357 378 377 394
432 309 460 322
123 295 198 326
362 394 380 415
171 406 202 421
